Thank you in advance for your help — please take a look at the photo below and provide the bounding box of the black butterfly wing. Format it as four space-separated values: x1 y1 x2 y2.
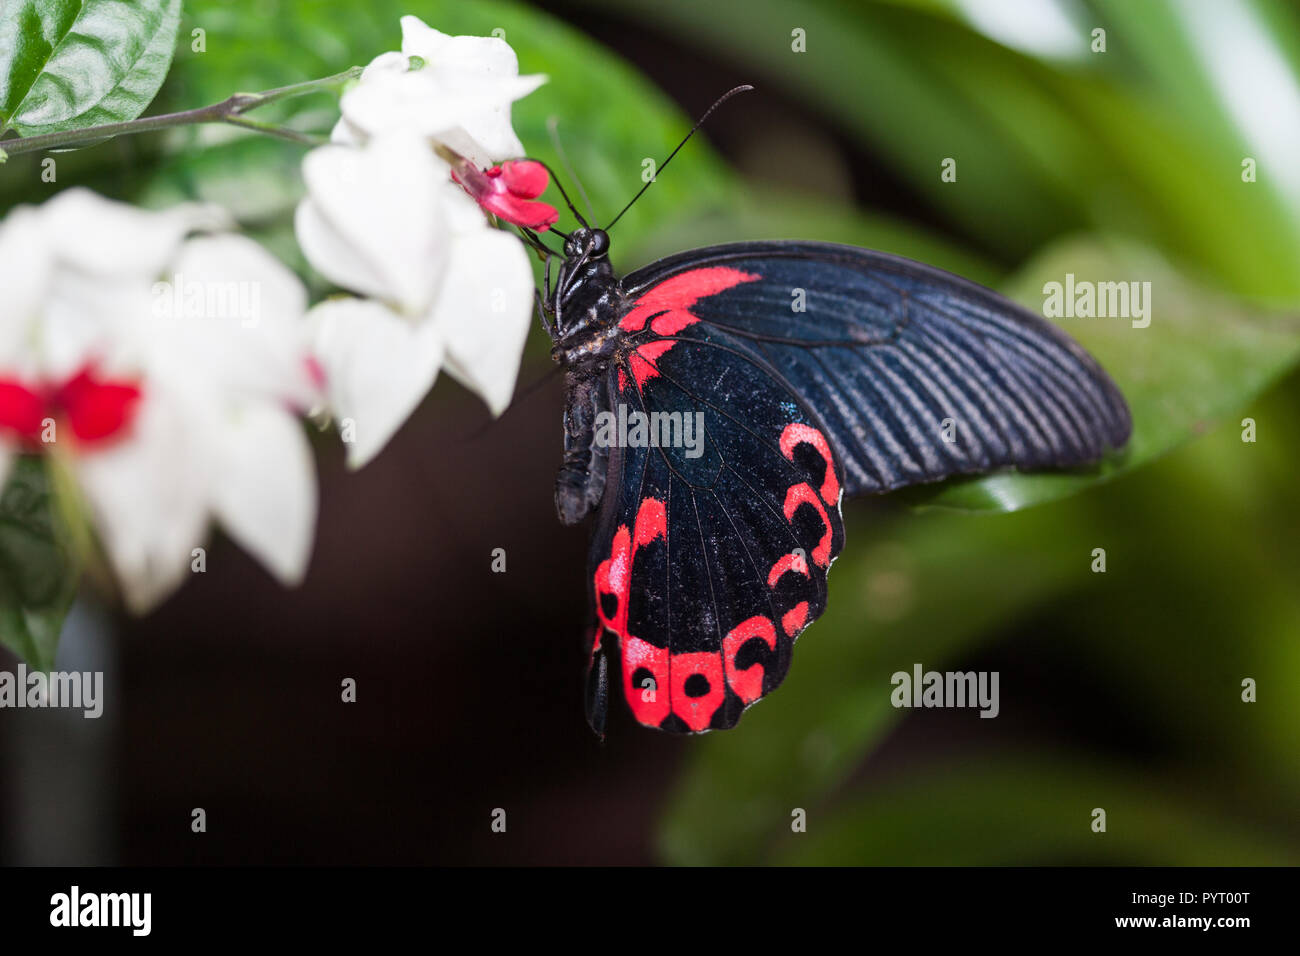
583 285 845 734
586 241 1130 733
621 241 1132 495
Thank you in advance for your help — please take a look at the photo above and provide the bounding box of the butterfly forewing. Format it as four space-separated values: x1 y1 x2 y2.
623 243 1132 495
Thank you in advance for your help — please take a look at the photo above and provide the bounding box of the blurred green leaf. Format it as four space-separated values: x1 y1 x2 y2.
769 758 1300 865
0 0 182 137
586 0 1300 301
659 368 1300 865
623 187 1000 286
913 237 1300 511
0 457 79 671
658 499 1090 866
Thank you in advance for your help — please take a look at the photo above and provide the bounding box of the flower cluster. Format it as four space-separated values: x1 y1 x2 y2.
0 18 557 611
297 16 554 468
0 190 320 610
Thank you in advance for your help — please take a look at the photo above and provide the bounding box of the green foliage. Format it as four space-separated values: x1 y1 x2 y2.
0 0 1295 866
0 458 80 671
0 0 182 137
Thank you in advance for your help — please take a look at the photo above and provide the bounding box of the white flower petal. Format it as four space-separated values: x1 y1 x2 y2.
309 297 446 468
358 49 409 82
40 188 229 280
336 16 545 165
211 404 317 585
297 137 450 311
76 392 213 613
432 228 534 416
157 234 318 407
0 206 52 369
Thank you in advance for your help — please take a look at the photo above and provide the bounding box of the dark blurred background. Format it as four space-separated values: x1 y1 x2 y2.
2 0 1299 865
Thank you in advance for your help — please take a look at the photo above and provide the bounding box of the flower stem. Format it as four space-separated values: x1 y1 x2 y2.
0 66 361 159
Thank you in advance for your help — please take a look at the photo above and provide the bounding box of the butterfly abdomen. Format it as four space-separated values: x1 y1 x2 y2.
555 370 610 525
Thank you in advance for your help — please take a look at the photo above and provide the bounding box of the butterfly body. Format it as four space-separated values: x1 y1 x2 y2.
541 228 1131 736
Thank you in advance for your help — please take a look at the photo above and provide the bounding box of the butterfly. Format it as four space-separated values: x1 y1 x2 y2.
511 91 1132 736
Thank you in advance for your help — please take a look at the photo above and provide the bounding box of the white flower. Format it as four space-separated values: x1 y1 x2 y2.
332 15 545 167
0 189 321 612
295 134 534 468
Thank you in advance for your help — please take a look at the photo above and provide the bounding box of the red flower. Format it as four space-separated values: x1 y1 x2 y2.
453 159 559 231
0 365 141 446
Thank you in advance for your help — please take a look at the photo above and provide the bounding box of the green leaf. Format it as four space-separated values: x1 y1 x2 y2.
909 236 1300 512
0 457 80 671
622 187 1001 287
585 0 1300 302
0 0 183 138
770 758 1300 865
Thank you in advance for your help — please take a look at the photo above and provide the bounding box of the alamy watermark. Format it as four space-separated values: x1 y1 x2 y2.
1042 273 1152 328
594 403 705 458
151 272 261 327
891 663 999 718
50 886 150 936
0 664 103 718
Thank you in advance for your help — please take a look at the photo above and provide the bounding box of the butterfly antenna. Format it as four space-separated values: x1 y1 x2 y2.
605 84 753 232
527 159 588 229
548 115 597 225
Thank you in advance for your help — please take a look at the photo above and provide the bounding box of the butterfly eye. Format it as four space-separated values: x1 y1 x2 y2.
589 229 610 257
564 238 578 258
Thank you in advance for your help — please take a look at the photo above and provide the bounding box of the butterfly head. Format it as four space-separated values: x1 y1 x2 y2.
547 229 620 364
563 227 610 261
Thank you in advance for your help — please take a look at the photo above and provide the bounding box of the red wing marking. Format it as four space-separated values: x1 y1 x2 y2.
767 551 810 587
624 636 671 726
628 339 677 389
668 651 726 731
783 483 832 566
620 267 761 334
781 602 809 638
722 615 778 705
780 423 839 505
593 497 676 727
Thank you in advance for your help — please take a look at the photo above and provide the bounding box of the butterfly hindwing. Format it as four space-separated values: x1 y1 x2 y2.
585 305 845 732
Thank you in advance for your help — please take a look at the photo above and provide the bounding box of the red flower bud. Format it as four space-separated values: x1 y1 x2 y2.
453 159 559 231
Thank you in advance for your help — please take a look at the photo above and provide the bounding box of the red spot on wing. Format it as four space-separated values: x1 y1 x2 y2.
593 497 675 728
780 423 839 505
783 483 832 567
781 602 809 637
669 651 725 731
627 340 676 389
624 636 670 726
723 616 778 705
767 551 810 588
631 497 667 546
620 267 761 334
